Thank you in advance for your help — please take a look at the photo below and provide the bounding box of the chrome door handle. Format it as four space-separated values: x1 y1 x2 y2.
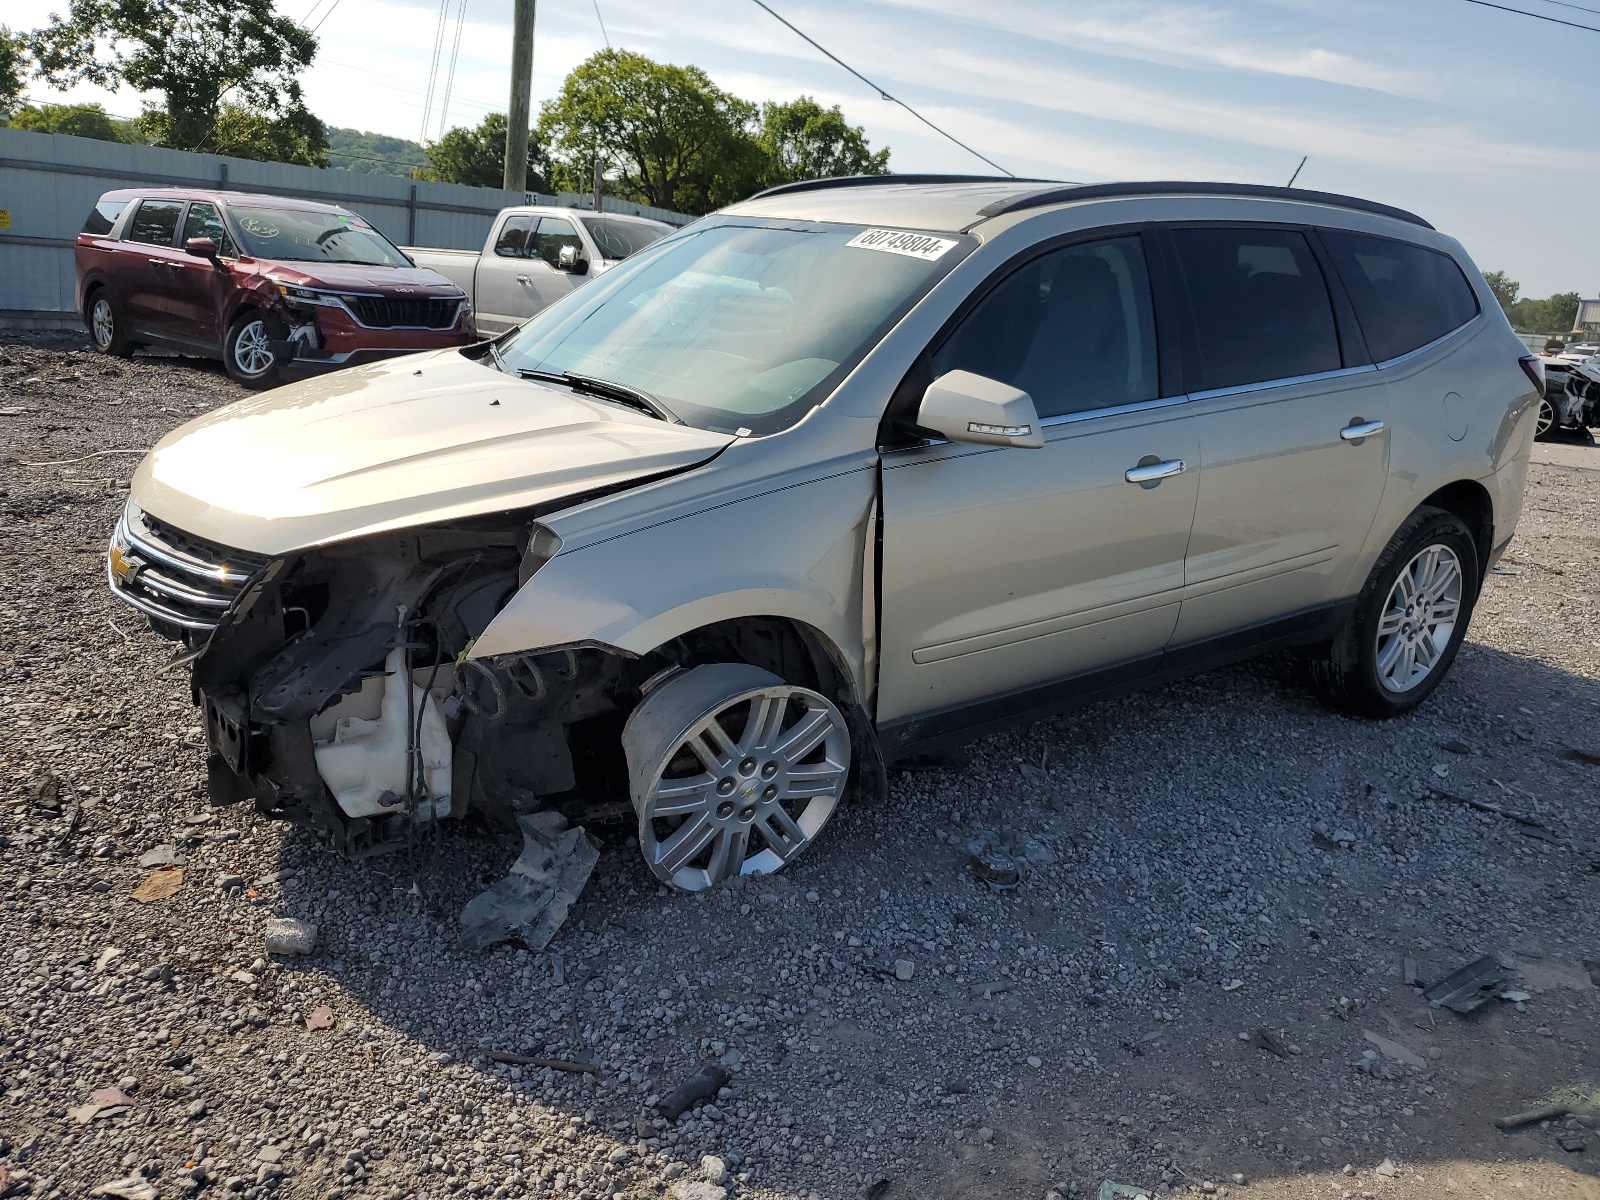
1125 459 1186 484
1340 419 1385 441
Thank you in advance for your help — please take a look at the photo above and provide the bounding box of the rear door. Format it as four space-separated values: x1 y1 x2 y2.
120 198 188 335
473 213 540 335
1161 224 1390 650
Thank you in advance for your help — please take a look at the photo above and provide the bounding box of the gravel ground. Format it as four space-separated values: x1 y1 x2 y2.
2 334 1598 1200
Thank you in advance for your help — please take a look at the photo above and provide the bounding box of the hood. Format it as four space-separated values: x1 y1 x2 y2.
131 351 734 555
254 260 464 295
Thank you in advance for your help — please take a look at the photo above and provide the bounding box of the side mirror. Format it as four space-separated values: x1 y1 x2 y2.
185 236 219 260
916 370 1043 448
556 244 588 275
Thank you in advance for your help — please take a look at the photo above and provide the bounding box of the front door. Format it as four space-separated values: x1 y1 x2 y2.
167 201 234 348
1161 225 1390 647
877 234 1199 743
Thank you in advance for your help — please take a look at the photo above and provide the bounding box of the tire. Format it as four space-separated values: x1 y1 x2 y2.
223 311 284 389
86 288 135 358
1309 507 1480 718
622 663 852 892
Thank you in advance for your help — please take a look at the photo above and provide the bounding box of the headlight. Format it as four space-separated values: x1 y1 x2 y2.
272 281 340 307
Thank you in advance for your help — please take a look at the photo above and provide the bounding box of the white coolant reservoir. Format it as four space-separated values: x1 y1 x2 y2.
313 647 452 820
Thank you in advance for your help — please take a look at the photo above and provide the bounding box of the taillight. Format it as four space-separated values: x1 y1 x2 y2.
1518 355 1545 395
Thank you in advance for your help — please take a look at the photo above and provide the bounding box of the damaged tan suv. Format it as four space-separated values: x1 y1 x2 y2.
109 176 1538 891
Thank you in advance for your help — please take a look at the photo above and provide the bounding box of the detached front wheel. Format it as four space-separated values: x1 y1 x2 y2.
623 663 851 892
224 311 283 389
1309 507 1479 718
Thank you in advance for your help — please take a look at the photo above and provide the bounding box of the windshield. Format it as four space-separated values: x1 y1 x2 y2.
580 215 671 260
226 205 411 266
494 220 967 434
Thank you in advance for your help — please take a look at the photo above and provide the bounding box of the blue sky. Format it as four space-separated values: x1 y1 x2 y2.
15 0 1600 297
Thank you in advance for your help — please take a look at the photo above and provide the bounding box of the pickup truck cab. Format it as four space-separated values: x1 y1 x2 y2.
407 206 672 336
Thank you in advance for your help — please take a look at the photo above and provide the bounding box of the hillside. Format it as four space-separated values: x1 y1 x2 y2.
326 126 430 177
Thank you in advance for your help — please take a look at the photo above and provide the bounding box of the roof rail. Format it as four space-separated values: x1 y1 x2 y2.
976 181 1433 230
746 173 1059 202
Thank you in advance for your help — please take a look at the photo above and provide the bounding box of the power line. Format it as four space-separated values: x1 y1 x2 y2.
592 0 611 49
1457 0 1600 32
419 0 452 143
744 0 1014 177
310 0 343 33
435 0 470 142
1526 0 1600 16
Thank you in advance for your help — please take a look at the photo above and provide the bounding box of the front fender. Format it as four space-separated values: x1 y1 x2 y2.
470 466 877 699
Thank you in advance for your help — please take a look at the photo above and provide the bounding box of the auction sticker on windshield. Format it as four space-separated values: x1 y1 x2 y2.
846 228 958 261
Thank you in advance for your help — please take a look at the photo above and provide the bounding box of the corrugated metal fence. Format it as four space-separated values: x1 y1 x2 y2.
0 126 693 328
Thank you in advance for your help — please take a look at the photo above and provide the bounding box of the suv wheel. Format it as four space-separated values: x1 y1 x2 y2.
1310 507 1479 718
87 289 135 358
623 663 851 892
1535 394 1556 440
224 311 283 389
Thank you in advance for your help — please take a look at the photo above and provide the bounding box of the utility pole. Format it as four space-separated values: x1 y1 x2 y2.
503 0 536 193
592 157 604 212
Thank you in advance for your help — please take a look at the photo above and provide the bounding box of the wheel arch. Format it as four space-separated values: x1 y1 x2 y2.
1417 479 1494 579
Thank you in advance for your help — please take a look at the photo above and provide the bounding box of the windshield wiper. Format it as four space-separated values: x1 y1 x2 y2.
517 369 680 423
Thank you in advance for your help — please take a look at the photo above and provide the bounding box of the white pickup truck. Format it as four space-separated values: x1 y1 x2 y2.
406 206 674 337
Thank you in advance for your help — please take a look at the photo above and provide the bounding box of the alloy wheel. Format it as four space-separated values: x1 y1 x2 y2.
91 297 115 350
232 319 275 377
1535 396 1555 437
1374 543 1463 693
628 666 850 892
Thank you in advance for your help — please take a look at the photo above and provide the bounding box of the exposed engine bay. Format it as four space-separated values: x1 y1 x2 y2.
109 501 867 861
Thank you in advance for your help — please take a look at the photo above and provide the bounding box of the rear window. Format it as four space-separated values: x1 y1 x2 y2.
125 199 185 246
82 198 129 236
1322 231 1479 362
580 216 670 261
1168 227 1342 391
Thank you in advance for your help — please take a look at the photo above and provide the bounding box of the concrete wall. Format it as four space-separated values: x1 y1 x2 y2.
0 127 692 328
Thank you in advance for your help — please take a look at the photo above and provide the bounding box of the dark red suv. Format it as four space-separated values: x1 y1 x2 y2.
75 188 473 388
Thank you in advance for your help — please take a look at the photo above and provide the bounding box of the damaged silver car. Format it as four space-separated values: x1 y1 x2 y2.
109 177 1537 891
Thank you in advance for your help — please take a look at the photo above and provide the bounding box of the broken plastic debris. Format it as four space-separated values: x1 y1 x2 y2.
657 1063 732 1120
459 811 598 953
967 837 1021 890
1362 1030 1426 1068
1099 1182 1153 1199
131 866 183 903
1422 953 1511 1013
305 1005 335 1031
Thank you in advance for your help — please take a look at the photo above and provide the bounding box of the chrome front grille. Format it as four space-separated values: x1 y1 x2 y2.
107 504 268 632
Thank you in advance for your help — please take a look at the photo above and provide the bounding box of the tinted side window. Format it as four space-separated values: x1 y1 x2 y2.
82 198 128 236
180 202 235 256
494 215 537 257
1168 227 1341 391
1322 231 1479 362
126 199 185 247
533 217 583 268
932 235 1159 419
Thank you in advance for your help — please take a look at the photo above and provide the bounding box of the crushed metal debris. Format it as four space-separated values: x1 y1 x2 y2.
459 811 598 952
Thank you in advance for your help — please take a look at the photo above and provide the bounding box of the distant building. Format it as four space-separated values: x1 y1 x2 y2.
1575 297 1600 331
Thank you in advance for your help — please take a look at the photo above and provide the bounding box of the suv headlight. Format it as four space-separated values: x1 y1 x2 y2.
272 281 340 307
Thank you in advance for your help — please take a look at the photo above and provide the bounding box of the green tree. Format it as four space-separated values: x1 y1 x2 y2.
328 126 429 177
0 25 25 119
426 112 547 189
537 49 764 215
1509 292 1580 334
7 101 131 141
137 100 327 165
1482 269 1518 316
757 96 888 189
28 0 318 155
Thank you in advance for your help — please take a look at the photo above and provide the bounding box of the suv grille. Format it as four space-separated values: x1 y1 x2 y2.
339 294 461 329
108 505 269 632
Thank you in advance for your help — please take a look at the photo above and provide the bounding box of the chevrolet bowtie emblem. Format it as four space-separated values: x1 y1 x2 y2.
109 543 138 584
